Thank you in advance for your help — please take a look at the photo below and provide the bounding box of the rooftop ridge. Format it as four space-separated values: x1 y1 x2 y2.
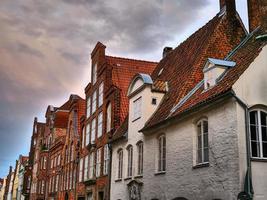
106 55 158 64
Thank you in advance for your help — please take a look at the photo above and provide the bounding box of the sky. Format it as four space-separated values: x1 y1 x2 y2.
0 0 247 177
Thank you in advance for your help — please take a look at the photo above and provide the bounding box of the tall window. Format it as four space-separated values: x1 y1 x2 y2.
84 155 89 181
98 82 104 107
86 124 90 146
127 145 133 177
89 152 95 179
103 144 109 175
92 63 97 84
82 127 85 148
98 112 103 138
197 119 209 164
79 158 83 182
91 119 96 144
86 97 91 118
96 148 102 177
158 135 166 172
250 110 267 158
43 156 47 169
117 149 123 179
106 103 112 132
92 91 97 113
137 142 143 175
133 97 142 121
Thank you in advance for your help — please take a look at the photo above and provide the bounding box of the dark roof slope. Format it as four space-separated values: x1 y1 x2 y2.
143 10 247 130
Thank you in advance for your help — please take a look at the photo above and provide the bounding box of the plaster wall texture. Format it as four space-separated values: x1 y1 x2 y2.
143 99 242 200
233 45 267 200
111 84 164 200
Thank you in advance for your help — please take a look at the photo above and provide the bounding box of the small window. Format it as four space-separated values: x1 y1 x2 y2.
92 63 97 85
89 152 95 179
96 148 102 177
84 155 89 180
98 82 104 107
103 144 110 175
86 97 91 118
137 142 143 175
97 112 103 138
127 145 133 177
91 118 96 144
106 103 112 132
158 135 166 172
250 110 267 158
117 149 123 179
79 158 84 182
133 97 142 121
196 119 209 164
86 124 90 146
92 91 97 114
152 97 157 105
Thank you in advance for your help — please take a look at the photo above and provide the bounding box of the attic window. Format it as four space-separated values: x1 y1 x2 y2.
152 97 157 105
203 58 236 90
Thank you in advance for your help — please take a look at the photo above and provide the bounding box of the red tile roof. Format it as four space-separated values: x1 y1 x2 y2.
142 11 247 130
106 56 158 125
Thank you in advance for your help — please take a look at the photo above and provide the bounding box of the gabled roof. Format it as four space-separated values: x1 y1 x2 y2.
106 56 158 124
141 10 247 131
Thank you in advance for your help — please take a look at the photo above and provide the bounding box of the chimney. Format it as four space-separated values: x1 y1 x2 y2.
220 0 226 10
225 0 236 19
162 47 173 58
248 0 267 32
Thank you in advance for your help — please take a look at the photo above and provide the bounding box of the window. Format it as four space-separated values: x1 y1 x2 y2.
103 144 109 175
106 103 112 132
57 154 60 166
86 97 91 118
43 156 47 169
197 120 209 164
137 142 143 175
84 155 89 181
127 145 133 177
250 110 267 158
98 82 104 107
69 169 72 189
152 97 157 105
92 91 97 113
96 148 102 177
158 135 166 172
82 127 85 148
86 124 90 146
98 112 103 138
91 119 96 144
117 149 123 179
89 152 95 179
79 158 83 182
204 69 216 89
55 175 59 192
92 63 97 85
133 97 142 121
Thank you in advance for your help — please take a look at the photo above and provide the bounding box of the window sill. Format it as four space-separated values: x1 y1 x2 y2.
192 162 209 169
154 171 166 176
251 158 267 162
124 177 132 181
134 175 143 179
115 179 122 182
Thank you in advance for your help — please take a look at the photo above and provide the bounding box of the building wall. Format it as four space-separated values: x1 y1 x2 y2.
142 99 243 200
0 178 7 200
233 45 267 200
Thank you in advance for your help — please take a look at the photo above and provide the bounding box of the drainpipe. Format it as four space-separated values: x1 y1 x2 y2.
232 91 253 199
107 141 112 200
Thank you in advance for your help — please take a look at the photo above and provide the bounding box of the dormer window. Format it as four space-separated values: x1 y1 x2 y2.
92 63 97 84
203 58 236 90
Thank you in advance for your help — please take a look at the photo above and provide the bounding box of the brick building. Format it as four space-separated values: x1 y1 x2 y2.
78 42 157 200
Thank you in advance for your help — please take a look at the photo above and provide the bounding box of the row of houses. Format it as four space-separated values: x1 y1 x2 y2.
1 0 267 199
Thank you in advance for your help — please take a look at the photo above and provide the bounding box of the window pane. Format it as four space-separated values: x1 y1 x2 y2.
197 135 202 149
250 111 257 125
263 142 267 158
204 148 209 162
204 132 208 148
251 141 259 157
261 111 267 126
250 125 258 141
197 149 202 164
203 121 208 133
262 126 267 142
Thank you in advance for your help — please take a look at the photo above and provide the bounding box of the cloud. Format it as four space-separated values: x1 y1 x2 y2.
0 0 218 177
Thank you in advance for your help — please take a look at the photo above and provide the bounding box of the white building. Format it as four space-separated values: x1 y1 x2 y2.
110 0 267 199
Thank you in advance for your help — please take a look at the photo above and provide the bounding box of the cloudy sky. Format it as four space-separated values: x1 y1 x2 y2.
0 0 247 177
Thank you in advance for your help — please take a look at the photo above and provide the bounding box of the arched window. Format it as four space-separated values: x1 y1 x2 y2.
117 149 123 179
158 135 166 172
137 141 143 175
106 103 112 132
127 145 133 177
196 119 209 164
249 109 267 158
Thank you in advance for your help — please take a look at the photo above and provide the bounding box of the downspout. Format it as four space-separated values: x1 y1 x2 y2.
232 91 253 199
107 141 112 200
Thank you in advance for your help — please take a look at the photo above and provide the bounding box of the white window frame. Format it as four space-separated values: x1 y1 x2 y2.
92 91 97 114
86 97 91 118
84 155 89 181
91 119 96 144
133 97 142 121
103 144 109 175
96 148 102 177
86 124 90 146
98 82 104 107
137 142 143 175
89 152 95 179
250 109 267 159
158 135 166 172
127 146 133 177
79 158 83 182
97 112 103 138
92 63 97 85
106 103 112 132
117 149 123 179
196 119 209 164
